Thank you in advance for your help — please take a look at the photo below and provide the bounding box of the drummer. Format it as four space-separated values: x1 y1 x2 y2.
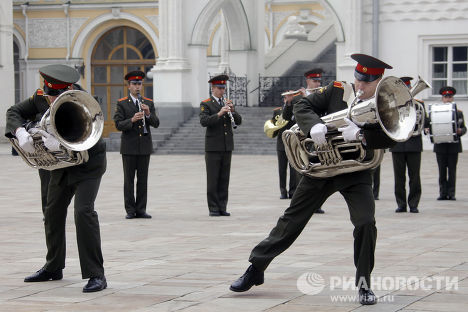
429 86 466 201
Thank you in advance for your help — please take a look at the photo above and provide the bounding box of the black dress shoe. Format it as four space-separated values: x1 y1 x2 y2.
209 211 220 216
280 194 287 199
83 276 107 293
135 212 152 219
230 265 264 292
315 208 325 214
24 268 63 282
437 195 448 200
219 211 231 216
448 196 456 200
125 213 135 219
288 193 294 199
395 207 407 213
410 207 419 213
374 196 379 200
359 288 377 305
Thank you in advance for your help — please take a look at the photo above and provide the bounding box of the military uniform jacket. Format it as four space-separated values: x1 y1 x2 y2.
5 89 107 184
292 80 396 183
114 93 160 155
277 103 296 151
433 109 466 154
199 96 242 152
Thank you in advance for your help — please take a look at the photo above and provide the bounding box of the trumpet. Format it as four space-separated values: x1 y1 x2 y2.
223 97 237 129
281 88 320 96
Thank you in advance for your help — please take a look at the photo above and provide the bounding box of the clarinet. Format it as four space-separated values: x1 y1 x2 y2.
223 97 237 129
137 94 148 135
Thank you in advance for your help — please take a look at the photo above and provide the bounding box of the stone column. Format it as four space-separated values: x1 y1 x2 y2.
336 0 362 81
0 0 14 139
151 0 192 127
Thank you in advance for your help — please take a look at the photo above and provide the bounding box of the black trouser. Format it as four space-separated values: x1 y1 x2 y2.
38 169 51 215
277 150 298 197
392 152 422 209
122 154 150 215
249 174 377 288
44 172 104 279
372 165 380 198
436 153 458 197
205 151 232 213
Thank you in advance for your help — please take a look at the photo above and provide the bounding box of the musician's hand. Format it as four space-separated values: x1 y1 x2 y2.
131 112 145 123
284 94 294 104
457 128 462 135
37 130 61 152
217 106 230 117
338 118 361 142
140 103 150 115
225 99 234 111
424 127 430 135
15 127 35 153
299 87 307 96
309 123 327 145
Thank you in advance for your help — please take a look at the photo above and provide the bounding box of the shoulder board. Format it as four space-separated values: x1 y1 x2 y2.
118 96 128 101
273 107 282 111
36 88 44 96
414 98 424 104
333 81 344 89
143 96 152 101
202 98 211 103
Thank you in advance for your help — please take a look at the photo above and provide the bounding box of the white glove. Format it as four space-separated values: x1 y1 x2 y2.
338 118 361 142
309 123 327 145
15 127 35 153
37 130 61 152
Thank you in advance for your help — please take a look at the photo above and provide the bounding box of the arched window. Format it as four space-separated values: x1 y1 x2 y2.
91 26 156 136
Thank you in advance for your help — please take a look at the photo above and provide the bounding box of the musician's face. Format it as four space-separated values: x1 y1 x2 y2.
212 86 226 98
354 77 380 100
128 81 142 97
442 95 454 103
306 78 321 89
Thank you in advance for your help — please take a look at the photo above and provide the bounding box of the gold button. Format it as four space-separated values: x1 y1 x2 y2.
139 126 141 128
139 134 142 137
224 132 227 135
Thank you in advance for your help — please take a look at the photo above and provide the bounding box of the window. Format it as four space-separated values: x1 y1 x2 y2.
432 45 468 96
91 26 156 136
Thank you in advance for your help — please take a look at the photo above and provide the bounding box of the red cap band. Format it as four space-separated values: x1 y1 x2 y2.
306 73 321 79
442 90 454 95
128 76 143 81
44 79 71 90
403 80 411 86
355 63 385 76
211 80 226 85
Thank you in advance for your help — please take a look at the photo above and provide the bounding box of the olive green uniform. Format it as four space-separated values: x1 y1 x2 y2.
199 96 242 213
5 96 106 279
113 93 159 215
249 81 396 288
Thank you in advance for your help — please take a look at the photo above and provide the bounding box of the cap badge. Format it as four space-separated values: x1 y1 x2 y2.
362 67 368 73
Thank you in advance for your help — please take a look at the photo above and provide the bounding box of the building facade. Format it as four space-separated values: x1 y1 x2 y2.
1 0 467 144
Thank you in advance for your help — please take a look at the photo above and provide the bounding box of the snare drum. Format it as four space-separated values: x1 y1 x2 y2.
428 102 458 144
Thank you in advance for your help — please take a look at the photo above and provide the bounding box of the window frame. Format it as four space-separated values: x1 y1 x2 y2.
419 34 468 100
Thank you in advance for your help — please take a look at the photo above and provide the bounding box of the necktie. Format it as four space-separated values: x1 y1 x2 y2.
219 98 224 106
135 99 139 109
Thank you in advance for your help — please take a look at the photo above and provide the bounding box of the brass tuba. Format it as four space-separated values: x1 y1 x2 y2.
10 90 104 170
410 75 431 136
282 76 416 178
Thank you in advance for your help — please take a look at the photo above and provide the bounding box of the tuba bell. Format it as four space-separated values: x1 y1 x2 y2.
410 75 431 136
282 76 416 178
10 90 104 170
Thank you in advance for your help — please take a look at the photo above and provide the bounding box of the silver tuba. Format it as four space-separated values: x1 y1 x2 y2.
10 90 104 170
410 75 431 136
282 76 416 178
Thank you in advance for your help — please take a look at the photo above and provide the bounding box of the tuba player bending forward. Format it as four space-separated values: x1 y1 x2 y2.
230 54 398 305
5 64 107 293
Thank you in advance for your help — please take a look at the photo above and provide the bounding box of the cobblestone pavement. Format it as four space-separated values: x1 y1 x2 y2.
0 143 467 312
